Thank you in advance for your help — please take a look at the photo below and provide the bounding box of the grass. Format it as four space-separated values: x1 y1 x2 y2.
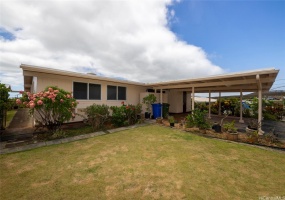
0 125 284 199
6 110 17 127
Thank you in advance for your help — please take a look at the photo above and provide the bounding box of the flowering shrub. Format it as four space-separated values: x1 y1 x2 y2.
110 102 142 127
85 104 110 131
16 86 78 132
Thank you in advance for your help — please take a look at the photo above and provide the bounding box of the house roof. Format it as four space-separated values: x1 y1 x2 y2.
21 64 279 93
147 68 279 93
20 64 146 91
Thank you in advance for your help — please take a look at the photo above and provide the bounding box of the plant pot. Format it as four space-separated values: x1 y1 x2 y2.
200 129 207 134
227 133 238 141
246 126 257 134
212 124 222 133
170 122 174 127
145 112 150 119
247 136 258 144
156 118 163 124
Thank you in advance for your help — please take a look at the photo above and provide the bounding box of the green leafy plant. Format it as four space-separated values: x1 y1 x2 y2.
110 102 142 127
110 105 126 127
0 83 11 129
223 120 237 133
85 104 110 131
185 109 211 130
142 94 157 113
16 86 78 132
0 84 11 130
168 116 175 123
185 114 195 128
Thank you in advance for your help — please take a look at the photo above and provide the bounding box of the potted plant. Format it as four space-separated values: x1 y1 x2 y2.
168 116 175 127
156 117 163 124
246 119 259 134
212 112 229 133
223 120 238 141
142 94 157 119
247 130 259 144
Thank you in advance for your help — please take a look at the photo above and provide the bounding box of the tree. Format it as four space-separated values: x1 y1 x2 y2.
16 86 78 132
0 83 11 130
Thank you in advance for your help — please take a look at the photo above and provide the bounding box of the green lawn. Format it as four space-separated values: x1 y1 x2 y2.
0 125 284 199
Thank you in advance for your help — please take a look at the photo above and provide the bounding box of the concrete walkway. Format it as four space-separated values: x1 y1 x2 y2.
0 108 34 142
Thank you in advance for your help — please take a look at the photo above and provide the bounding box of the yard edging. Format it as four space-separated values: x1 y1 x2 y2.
0 121 155 155
158 123 285 153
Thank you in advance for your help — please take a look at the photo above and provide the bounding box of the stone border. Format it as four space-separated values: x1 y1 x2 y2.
157 123 285 154
0 121 155 155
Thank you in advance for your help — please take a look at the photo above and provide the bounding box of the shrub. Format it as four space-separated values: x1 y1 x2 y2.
16 86 77 132
110 103 142 127
185 114 195 128
110 105 126 127
185 109 210 130
195 102 208 111
85 104 110 131
263 112 277 121
223 120 237 133
142 94 156 113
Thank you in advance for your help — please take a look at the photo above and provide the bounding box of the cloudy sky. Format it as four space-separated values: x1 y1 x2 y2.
0 0 284 93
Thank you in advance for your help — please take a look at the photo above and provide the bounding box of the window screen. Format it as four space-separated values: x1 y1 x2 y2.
89 84 101 100
118 86 126 100
73 82 87 99
107 85 117 100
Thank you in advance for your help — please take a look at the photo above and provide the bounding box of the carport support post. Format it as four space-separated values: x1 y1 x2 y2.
239 90 244 123
256 74 263 135
192 87 195 111
218 92 221 116
208 91 211 119
258 88 263 135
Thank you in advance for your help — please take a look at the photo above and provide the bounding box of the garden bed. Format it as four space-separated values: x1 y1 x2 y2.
159 119 285 149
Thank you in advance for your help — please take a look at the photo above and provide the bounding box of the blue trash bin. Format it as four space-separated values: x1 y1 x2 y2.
152 103 162 119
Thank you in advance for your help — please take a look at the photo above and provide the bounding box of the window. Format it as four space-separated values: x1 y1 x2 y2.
73 82 87 99
89 84 101 100
73 82 101 100
118 86 126 100
107 85 117 100
107 85 126 100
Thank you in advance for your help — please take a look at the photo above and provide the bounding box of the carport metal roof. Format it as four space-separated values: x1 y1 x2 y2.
147 68 279 93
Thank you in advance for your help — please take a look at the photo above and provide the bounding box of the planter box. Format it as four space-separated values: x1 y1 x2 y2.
227 133 238 141
156 118 163 124
247 136 258 144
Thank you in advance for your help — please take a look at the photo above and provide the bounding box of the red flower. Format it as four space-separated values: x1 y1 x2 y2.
121 101 124 105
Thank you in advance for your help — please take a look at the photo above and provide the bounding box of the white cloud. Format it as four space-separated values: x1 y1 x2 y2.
0 0 224 91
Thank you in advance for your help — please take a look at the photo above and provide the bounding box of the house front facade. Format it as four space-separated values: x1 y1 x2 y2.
21 64 279 134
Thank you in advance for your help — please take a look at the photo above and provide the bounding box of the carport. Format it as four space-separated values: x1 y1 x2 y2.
147 68 279 135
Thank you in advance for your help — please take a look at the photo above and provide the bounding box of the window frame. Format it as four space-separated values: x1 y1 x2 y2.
73 81 102 100
107 85 127 101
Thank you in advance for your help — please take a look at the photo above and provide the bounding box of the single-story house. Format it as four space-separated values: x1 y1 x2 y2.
21 64 279 134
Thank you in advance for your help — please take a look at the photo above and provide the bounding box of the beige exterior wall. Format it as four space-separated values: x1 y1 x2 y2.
186 92 192 112
168 90 183 113
24 71 148 121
